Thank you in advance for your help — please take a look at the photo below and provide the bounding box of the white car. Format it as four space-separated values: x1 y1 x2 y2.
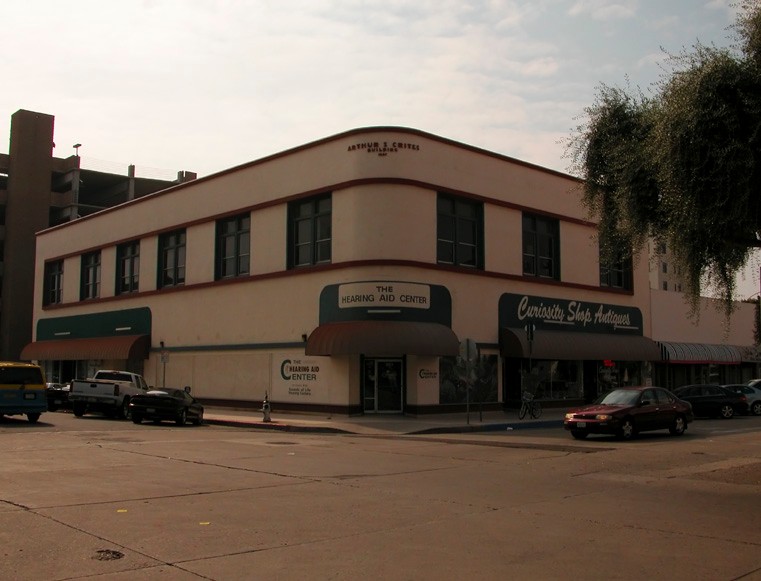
725 383 761 416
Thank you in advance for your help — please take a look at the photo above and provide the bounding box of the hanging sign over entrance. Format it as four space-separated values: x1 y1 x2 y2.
338 282 430 310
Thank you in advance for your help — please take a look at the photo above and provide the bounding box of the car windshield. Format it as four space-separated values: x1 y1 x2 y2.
595 389 640 406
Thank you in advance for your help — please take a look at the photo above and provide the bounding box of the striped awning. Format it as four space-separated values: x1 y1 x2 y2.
657 341 742 365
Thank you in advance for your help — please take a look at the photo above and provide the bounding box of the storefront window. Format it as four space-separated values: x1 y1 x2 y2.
522 360 583 400
439 355 498 405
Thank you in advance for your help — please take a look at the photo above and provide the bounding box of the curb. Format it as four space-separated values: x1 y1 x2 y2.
205 416 563 435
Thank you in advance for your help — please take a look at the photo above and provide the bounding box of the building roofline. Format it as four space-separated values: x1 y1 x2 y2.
37 125 582 235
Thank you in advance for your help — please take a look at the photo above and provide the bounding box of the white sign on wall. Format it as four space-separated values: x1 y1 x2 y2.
338 282 430 310
272 355 329 402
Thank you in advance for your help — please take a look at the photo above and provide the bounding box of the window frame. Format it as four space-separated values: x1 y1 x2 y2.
288 194 332 269
158 229 186 289
215 213 250 280
436 193 484 269
599 250 633 291
522 213 560 280
43 259 64 306
116 240 140 295
80 251 101 301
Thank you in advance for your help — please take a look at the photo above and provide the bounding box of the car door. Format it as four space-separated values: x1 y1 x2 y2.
652 388 677 429
635 389 661 432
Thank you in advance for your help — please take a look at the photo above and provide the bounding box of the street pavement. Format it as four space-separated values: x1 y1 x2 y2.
202 405 565 435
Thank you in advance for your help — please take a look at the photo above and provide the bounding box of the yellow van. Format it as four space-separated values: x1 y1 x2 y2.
0 362 47 423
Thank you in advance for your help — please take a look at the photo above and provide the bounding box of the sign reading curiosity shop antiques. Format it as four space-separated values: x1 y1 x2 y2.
498 293 646 336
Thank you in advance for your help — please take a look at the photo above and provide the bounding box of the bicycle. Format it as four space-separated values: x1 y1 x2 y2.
519 391 542 419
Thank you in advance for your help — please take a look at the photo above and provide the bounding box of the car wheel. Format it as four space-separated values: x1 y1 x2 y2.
719 404 734 419
72 402 86 417
618 418 636 440
669 414 687 436
176 409 187 426
193 410 204 426
751 401 761 416
120 397 131 420
132 414 143 424
27 413 41 423
570 430 587 440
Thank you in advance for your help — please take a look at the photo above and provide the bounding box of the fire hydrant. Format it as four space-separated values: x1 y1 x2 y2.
261 393 272 423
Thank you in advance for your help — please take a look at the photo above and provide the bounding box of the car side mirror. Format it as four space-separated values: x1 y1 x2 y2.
184 385 191 394
640 399 651 406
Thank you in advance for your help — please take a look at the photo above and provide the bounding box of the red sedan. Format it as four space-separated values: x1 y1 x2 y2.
564 386 694 440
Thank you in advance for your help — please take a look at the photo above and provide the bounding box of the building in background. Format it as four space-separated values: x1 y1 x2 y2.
0 109 195 363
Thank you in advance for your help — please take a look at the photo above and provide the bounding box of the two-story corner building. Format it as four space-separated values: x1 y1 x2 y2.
21 127 664 415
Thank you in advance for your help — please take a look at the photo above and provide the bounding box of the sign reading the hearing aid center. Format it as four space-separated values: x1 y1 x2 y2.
272 355 329 402
338 282 430 310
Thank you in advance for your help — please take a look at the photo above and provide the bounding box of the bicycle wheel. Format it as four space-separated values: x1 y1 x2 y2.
530 401 542 419
519 402 528 419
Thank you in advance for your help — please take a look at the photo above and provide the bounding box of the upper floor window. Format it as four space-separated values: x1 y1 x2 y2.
600 251 633 291
437 194 483 268
216 213 250 279
43 260 64 305
80 251 101 300
116 240 140 295
158 229 186 288
522 213 560 279
289 194 331 268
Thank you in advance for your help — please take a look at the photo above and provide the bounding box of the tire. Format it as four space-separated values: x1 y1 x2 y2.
518 403 528 420
72 402 86 417
119 397 131 420
618 418 636 440
719 404 734 419
176 409 187 426
531 402 543 419
570 430 588 440
751 401 761 416
132 414 143 424
27 413 41 423
192 410 204 426
669 414 687 436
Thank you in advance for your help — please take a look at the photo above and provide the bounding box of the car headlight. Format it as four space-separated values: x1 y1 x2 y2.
565 413 576 420
595 414 612 421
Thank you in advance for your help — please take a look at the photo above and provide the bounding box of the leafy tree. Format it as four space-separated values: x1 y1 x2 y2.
567 1 761 313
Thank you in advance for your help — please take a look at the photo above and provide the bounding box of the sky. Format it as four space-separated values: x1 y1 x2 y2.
3 0 759 295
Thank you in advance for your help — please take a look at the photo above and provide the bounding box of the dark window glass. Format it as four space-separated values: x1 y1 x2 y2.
600 248 633 291
116 241 140 295
43 260 64 306
80 251 101 300
289 194 332 268
216 214 250 279
523 213 559 279
436 194 483 268
158 229 186 288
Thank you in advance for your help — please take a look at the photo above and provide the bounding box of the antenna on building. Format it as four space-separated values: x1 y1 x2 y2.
73 143 82 157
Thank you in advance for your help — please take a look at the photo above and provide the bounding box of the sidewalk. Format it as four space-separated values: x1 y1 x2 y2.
203 406 566 436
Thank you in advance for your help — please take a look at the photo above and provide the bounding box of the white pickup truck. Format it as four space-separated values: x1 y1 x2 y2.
69 370 150 419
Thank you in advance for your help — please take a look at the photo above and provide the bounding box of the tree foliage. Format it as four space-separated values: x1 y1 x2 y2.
567 1 761 313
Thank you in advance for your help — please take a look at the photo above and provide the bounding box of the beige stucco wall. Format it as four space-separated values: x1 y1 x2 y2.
650 290 755 345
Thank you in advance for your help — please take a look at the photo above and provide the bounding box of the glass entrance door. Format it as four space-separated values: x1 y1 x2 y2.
363 358 404 413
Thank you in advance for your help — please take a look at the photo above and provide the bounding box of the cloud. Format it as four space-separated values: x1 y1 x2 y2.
569 0 638 20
